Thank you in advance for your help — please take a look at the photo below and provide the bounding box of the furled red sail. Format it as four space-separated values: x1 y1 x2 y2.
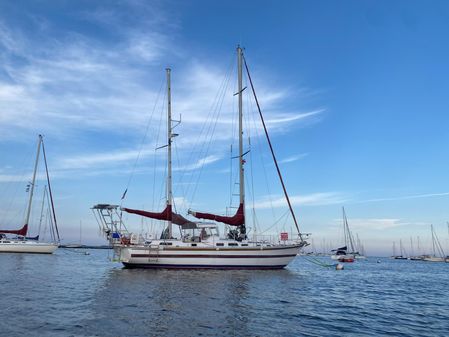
122 206 172 221
0 224 28 236
189 203 244 226
122 206 197 229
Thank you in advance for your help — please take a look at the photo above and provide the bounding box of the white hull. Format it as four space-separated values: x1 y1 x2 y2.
423 256 446 262
0 240 58 254
115 241 301 269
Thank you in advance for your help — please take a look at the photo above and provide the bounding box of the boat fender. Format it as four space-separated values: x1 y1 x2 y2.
336 263 344 270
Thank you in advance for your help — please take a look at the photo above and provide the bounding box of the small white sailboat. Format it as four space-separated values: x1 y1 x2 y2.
423 224 447 262
393 239 408 260
354 233 367 259
93 47 308 269
0 135 60 254
331 207 358 262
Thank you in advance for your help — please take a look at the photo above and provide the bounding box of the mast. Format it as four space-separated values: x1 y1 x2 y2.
166 68 173 239
25 135 42 228
343 207 356 252
41 136 60 241
237 46 245 237
393 241 396 256
431 224 436 257
342 207 347 248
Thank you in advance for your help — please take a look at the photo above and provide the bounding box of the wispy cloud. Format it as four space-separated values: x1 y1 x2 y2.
355 192 449 204
278 153 309 164
173 155 221 172
265 109 324 127
0 2 323 184
336 218 431 231
255 192 347 209
56 148 158 170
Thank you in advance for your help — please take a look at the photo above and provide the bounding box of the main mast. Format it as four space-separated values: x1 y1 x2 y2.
237 46 246 237
431 224 436 257
25 135 42 227
166 68 173 239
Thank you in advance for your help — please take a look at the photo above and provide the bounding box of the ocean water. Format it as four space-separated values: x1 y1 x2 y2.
0 250 448 337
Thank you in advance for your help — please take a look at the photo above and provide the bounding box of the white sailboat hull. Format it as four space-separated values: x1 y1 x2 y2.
0 240 58 254
116 243 301 269
423 256 446 262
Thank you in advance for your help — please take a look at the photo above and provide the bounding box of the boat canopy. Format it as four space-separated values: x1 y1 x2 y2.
189 203 245 226
122 206 198 230
0 224 28 236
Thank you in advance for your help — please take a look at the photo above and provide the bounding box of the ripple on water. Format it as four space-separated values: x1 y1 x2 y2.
1 253 449 336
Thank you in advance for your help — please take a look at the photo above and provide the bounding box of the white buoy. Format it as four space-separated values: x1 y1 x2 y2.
336 263 344 270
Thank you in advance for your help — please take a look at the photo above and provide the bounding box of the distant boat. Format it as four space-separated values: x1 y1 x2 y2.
331 207 358 262
408 236 423 260
423 225 447 262
0 135 60 254
394 239 408 260
354 233 367 259
92 47 308 269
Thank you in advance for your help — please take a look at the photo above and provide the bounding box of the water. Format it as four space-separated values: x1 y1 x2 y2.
1 251 448 336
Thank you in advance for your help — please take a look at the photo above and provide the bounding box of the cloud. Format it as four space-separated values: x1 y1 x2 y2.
265 109 323 127
0 3 323 182
278 153 308 164
355 192 449 204
56 148 158 170
254 192 347 209
336 218 431 231
173 155 221 172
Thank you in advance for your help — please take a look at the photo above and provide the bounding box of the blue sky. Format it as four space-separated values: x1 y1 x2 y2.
1 0 449 255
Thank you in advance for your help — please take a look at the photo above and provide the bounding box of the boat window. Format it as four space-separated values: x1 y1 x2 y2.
241 244 248 246
159 242 172 246
228 243 238 246
191 243 197 247
216 243 224 246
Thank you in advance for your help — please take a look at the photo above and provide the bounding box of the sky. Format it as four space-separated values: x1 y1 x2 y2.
1 0 449 256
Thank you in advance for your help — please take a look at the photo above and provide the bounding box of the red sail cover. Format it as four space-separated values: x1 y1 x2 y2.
0 224 28 236
191 203 244 226
123 205 197 229
122 206 172 221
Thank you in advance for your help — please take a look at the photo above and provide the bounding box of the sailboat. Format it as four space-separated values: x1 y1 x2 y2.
0 135 60 254
393 239 408 260
423 224 447 262
331 207 359 262
354 233 366 259
92 47 308 269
